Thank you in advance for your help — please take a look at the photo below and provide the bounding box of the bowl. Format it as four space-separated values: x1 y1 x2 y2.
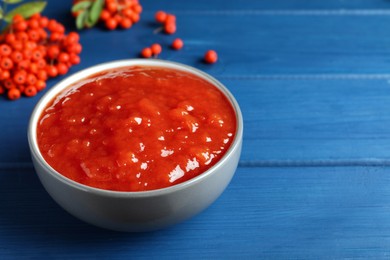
27 59 243 232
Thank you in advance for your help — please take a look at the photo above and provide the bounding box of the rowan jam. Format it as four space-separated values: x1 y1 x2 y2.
37 66 236 191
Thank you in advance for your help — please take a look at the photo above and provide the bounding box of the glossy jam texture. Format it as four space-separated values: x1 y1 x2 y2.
37 66 236 191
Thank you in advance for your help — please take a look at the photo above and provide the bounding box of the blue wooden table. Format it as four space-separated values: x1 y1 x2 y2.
2 0 390 258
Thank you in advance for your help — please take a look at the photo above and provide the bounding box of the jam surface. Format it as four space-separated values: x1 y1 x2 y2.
37 66 236 191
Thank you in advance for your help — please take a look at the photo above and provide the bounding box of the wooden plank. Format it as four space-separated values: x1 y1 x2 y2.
1 166 390 258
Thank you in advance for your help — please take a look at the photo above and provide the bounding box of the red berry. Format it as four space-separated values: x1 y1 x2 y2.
57 63 69 75
14 21 27 31
165 14 176 24
13 70 26 85
105 18 118 30
0 57 13 70
46 65 58 77
204 50 218 64
171 38 184 50
100 10 111 21
7 88 21 100
150 43 162 56
26 73 37 85
58 52 70 63
69 54 80 65
120 18 132 29
140 47 152 58
47 45 60 59
155 11 167 23
164 23 176 34
10 51 23 63
24 85 37 97
0 44 12 56
36 80 46 91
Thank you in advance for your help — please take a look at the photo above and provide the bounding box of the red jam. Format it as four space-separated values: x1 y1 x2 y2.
37 66 236 191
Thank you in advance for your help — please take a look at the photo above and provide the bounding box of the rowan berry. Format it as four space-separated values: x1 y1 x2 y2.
28 19 40 29
5 34 16 44
1 57 13 70
155 11 167 23
130 13 140 23
14 21 28 32
39 16 49 27
3 79 15 89
26 74 37 85
132 4 142 13
48 19 58 32
140 47 152 58
204 50 218 64
171 38 184 50
10 42 22 53
47 45 60 59
24 85 37 97
13 71 27 85
105 18 118 30
15 32 28 42
69 54 80 65
23 49 33 59
164 23 176 34
12 14 24 23
17 60 30 70
165 14 176 25
35 80 46 91
32 49 44 61
0 44 12 56
46 65 58 77
151 43 162 56
65 32 80 45
68 43 82 54
37 70 47 81
58 52 70 63
120 18 132 29
122 8 133 18
28 30 40 42
29 62 39 74
107 2 117 13
50 32 63 41
7 88 21 100
10 51 23 63
100 10 111 21
57 63 69 75
0 70 10 80
36 58 47 69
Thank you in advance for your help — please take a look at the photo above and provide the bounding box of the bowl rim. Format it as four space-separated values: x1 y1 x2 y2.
28 59 243 198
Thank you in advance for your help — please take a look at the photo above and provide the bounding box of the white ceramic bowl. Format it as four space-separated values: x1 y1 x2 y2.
28 59 243 232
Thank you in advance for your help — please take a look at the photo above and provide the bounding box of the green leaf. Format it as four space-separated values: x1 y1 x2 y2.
71 1 91 13
3 0 24 4
4 1 47 22
76 10 87 30
88 0 103 26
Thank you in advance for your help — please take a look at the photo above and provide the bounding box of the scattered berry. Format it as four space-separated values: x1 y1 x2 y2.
155 11 167 23
140 47 152 58
155 10 177 35
150 43 162 56
204 50 218 64
171 38 184 50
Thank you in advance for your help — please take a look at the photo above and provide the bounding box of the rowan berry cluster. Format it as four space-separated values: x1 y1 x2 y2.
155 10 176 34
0 14 81 100
100 0 142 30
